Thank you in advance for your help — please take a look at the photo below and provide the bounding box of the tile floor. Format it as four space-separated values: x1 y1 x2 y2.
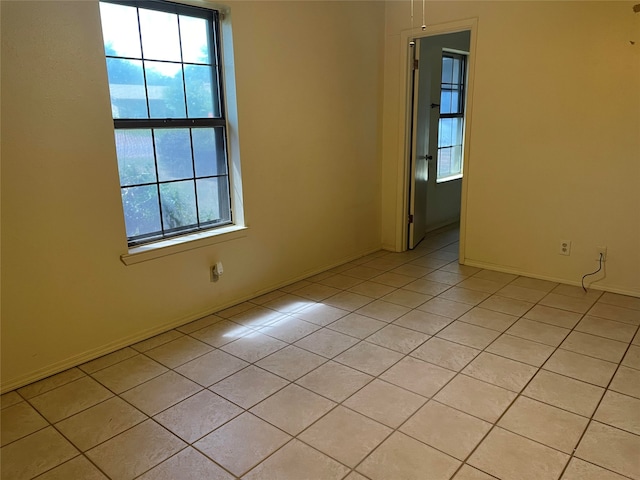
2 228 640 480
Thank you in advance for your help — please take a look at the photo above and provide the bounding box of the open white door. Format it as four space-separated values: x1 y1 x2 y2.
407 40 430 249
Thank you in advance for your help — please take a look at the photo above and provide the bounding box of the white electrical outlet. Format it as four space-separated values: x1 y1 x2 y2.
559 239 571 256
596 246 607 262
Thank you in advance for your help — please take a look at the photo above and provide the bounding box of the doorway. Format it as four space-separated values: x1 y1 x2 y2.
401 19 477 257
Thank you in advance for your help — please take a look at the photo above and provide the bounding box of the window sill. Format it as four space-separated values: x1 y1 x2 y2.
121 225 248 265
436 174 463 184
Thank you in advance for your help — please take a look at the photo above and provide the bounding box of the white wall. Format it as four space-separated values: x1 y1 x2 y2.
382 1 640 295
0 0 385 391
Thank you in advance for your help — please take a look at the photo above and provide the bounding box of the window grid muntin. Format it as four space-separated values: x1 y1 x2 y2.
437 53 466 182
101 0 232 246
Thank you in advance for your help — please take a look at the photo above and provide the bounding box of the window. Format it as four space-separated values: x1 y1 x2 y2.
99 0 232 247
437 52 466 183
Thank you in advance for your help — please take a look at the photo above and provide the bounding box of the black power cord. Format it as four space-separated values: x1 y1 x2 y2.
582 253 604 292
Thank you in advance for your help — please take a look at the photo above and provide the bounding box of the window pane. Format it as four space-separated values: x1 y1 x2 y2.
99 2 141 58
438 147 453 177
184 65 216 118
452 58 461 85
160 181 197 229
145 61 186 118
106 58 148 119
438 118 453 147
440 90 452 114
155 129 193 181
192 128 226 177
121 185 161 238
180 15 211 64
442 56 453 84
115 129 156 186
139 9 181 62
197 177 230 223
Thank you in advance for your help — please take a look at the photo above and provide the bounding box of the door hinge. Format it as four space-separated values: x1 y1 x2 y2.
413 59 419 70
408 214 414 224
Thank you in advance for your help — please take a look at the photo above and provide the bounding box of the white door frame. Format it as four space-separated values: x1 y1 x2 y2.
395 18 478 260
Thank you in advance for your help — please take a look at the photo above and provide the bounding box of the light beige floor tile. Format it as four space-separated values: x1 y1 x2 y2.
344 471 370 480
453 465 495 479
0 427 78 480
379 289 432 309
575 316 636 343
400 401 491 460
343 265 387 280
599 292 640 311
394 309 453 335
403 278 451 296
210 365 288 408
79 347 138 374
551 284 601 300
318 273 365 290
195 412 290 476
175 314 222 334
295 328 359 358
510 277 558 292
145 336 213 369
539 293 597 314
622 344 640 369
293 283 342 302
328 313 386 339
560 331 627 363
439 263 481 276
296 361 373 402
370 272 416 288
365 256 408 270
299 406 391 468
132 330 184 353
473 270 518 284
91 355 168 394
335 342 403 376
258 317 320 343
306 271 337 282
17 368 85 399
29 376 113 423
498 396 588 453
136 447 233 480
262 294 316 314
389 264 433 278
0 392 22 410
357 431 460 480
506 318 570 346
86 420 185 480
457 277 503 294
561 457 629 480
292 302 349 326
496 284 547 303
486 334 554 367
121 371 201 416
154 390 242 443
438 287 492 306
230 305 287 328
256 345 326 381
243 439 349 480
215 302 255 318
324 291 374 311
587 302 640 325
55 397 146 451
469 428 568 480
436 321 501 349
462 352 537 392
219 332 287 363
35 456 108 480
250 384 335 435
523 304 583 329
609 365 640 398
411 337 480 371
1 402 48 447
523 370 605 417
423 270 467 286
380 356 455 397
175 349 248 387
417 297 472 319
344 379 426 428
544 349 617 387
459 307 518 332
478 295 534 317
348 280 397 299
249 290 287 305
594 390 640 435
634 330 640 345
355 299 411 322
434 375 516 422
279 279 312 293
189 320 253 347
409 256 451 270
365 324 429 354
575 421 640 479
